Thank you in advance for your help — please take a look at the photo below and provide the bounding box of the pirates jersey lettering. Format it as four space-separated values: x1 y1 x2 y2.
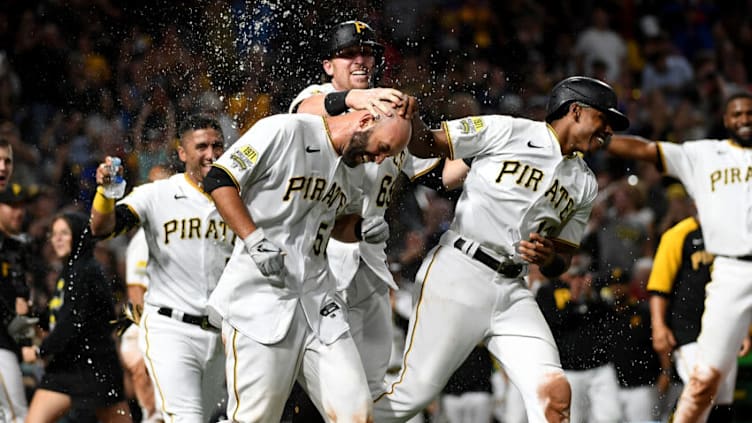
163 218 234 244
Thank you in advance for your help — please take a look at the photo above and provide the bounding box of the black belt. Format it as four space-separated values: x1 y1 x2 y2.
157 307 217 331
722 255 752 262
454 238 523 278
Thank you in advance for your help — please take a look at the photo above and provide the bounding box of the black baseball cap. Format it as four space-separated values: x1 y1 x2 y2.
0 183 38 205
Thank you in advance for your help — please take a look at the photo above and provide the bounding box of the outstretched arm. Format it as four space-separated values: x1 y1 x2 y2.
409 116 450 159
608 135 660 164
295 88 409 118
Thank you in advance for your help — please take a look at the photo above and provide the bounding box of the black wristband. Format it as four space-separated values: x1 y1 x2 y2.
354 218 363 241
324 90 350 116
540 255 567 278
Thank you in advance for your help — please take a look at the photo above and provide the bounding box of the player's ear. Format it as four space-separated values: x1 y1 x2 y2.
570 102 581 121
177 144 187 162
323 60 334 77
358 111 376 130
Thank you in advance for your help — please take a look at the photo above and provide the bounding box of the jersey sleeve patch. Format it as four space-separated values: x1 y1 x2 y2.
229 144 259 170
456 116 486 135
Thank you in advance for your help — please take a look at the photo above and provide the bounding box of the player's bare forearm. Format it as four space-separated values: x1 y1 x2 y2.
408 117 449 159
127 285 147 308
441 159 470 190
331 213 360 243
295 95 327 115
608 135 659 163
210 186 257 239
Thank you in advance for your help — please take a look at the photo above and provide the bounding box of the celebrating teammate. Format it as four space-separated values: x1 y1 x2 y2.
290 22 468 407
606 91 752 422
202 108 413 422
373 76 630 422
90 115 233 423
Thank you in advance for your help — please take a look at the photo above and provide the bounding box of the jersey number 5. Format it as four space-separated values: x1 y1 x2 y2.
313 222 330 256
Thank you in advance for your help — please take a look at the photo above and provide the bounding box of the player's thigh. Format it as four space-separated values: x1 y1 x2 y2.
674 342 699 384
299 332 371 422
0 348 28 420
587 363 622 422
618 386 657 422
201 329 227 417
349 283 392 396
140 311 212 420
564 370 591 423
223 318 303 423
488 332 564 422
698 259 752 371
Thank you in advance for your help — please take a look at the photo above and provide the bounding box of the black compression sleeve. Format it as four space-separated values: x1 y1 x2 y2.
204 166 236 194
324 90 350 116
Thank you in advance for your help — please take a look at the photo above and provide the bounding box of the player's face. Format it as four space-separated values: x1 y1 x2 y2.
178 128 224 183
324 46 376 90
49 218 73 259
723 97 752 146
568 104 613 155
0 146 13 192
343 115 411 167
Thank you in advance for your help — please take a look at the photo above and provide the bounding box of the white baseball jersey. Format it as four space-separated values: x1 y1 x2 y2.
125 228 149 290
658 139 752 256
446 115 598 254
208 113 366 345
118 173 235 315
290 82 439 291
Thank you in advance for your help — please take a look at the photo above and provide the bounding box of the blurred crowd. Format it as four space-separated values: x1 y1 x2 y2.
2 0 752 421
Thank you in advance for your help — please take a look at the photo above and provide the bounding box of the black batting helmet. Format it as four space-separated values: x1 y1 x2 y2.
326 20 384 60
546 76 629 131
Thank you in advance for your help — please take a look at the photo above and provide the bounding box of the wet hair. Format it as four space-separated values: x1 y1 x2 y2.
178 114 224 145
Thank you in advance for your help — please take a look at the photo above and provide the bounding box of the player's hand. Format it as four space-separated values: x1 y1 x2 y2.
651 323 676 355
21 346 39 363
348 88 406 118
95 156 122 185
244 228 286 277
7 315 38 341
358 216 390 244
517 233 555 265
740 336 751 357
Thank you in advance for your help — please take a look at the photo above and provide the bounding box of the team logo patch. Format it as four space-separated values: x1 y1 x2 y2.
229 144 259 170
457 117 485 135
320 301 340 318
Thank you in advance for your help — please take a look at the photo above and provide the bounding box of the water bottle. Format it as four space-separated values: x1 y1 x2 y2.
103 157 126 199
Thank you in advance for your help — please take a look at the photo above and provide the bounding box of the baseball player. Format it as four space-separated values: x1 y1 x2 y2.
373 76 630 422
90 115 233 423
202 109 413 422
119 164 173 423
289 20 450 403
606 91 752 422
0 138 12 191
648 216 750 421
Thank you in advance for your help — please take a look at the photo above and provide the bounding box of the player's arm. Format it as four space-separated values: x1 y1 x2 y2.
294 88 409 118
650 294 676 356
607 135 660 164
408 116 450 159
519 234 573 278
332 213 389 244
90 157 139 237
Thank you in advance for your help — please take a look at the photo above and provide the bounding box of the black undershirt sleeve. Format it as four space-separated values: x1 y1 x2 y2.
204 166 236 194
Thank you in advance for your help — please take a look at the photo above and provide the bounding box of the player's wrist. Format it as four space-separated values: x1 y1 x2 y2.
243 228 266 251
325 90 350 116
93 186 115 214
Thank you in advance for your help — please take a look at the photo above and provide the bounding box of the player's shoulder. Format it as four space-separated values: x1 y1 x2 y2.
289 83 335 112
665 216 700 239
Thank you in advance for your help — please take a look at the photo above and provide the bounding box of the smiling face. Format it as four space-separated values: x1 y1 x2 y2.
342 114 412 168
723 96 752 146
323 45 376 90
563 102 614 155
50 218 73 259
178 128 225 184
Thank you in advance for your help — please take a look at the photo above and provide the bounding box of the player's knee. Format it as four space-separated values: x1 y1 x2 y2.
686 364 722 406
538 371 571 423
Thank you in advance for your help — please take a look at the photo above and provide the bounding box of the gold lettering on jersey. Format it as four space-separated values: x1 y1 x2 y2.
496 161 543 191
710 166 752 191
690 250 714 270
163 218 234 244
283 176 348 213
554 288 571 310
544 179 576 221
391 150 406 170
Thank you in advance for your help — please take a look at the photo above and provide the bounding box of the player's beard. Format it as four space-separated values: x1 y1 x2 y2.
729 129 752 147
342 128 372 167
